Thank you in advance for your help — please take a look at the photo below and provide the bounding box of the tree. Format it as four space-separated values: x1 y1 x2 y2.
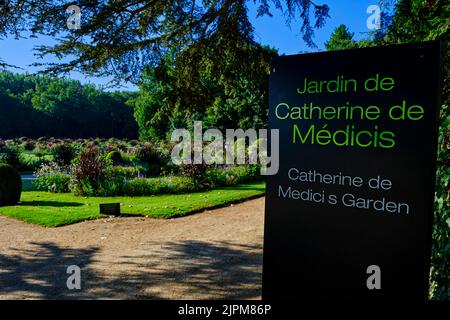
324 24 356 51
128 40 277 140
380 0 449 45
378 0 449 300
0 71 138 138
0 0 329 84
128 61 177 140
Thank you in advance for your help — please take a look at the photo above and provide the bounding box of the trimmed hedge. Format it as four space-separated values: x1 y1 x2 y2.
106 150 123 165
0 163 22 206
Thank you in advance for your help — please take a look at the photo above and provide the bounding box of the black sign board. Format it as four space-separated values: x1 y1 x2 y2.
263 42 442 300
100 203 121 216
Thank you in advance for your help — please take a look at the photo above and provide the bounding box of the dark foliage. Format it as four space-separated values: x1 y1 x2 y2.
0 71 138 139
134 143 162 165
0 1 329 84
106 150 123 165
0 146 20 168
181 163 210 189
71 144 105 195
0 163 22 206
50 143 76 166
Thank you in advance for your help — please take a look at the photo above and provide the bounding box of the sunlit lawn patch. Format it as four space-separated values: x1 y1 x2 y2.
0 182 265 227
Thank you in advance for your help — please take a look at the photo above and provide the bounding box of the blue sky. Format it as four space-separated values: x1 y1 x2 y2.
0 0 380 91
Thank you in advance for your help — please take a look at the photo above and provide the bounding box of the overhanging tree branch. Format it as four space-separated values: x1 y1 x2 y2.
0 0 330 83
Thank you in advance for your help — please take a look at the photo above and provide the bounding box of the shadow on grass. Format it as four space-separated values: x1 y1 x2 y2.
220 183 266 191
18 201 84 207
0 240 262 299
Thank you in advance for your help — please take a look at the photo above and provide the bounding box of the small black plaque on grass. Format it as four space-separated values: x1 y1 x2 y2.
100 203 121 216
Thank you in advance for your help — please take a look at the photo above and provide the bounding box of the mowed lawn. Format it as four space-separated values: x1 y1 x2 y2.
0 182 265 227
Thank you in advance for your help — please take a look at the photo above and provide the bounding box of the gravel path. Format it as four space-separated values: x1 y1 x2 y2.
0 197 265 300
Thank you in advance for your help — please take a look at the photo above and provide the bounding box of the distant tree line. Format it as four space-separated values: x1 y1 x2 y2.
0 72 138 139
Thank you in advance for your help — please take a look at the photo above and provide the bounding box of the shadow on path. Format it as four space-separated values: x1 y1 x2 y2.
0 240 262 299
0 242 99 299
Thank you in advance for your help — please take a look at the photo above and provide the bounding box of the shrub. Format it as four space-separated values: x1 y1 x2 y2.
22 141 35 151
19 153 45 172
0 140 6 152
160 162 179 176
135 143 162 163
95 176 126 197
239 164 261 182
205 167 230 186
33 145 48 158
205 165 261 187
105 142 118 153
105 166 142 179
119 152 134 164
122 178 156 196
181 163 209 189
0 163 22 206
35 162 71 193
429 103 450 299
123 176 197 196
35 173 71 193
163 176 197 194
0 147 20 169
71 145 106 196
51 143 75 166
106 150 123 165
145 164 161 177
129 139 139 146
133 143 165 176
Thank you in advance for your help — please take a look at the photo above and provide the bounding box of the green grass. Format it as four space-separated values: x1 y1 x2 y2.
0 182 265 227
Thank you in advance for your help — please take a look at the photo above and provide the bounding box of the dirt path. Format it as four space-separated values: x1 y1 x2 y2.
0 197 265 300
